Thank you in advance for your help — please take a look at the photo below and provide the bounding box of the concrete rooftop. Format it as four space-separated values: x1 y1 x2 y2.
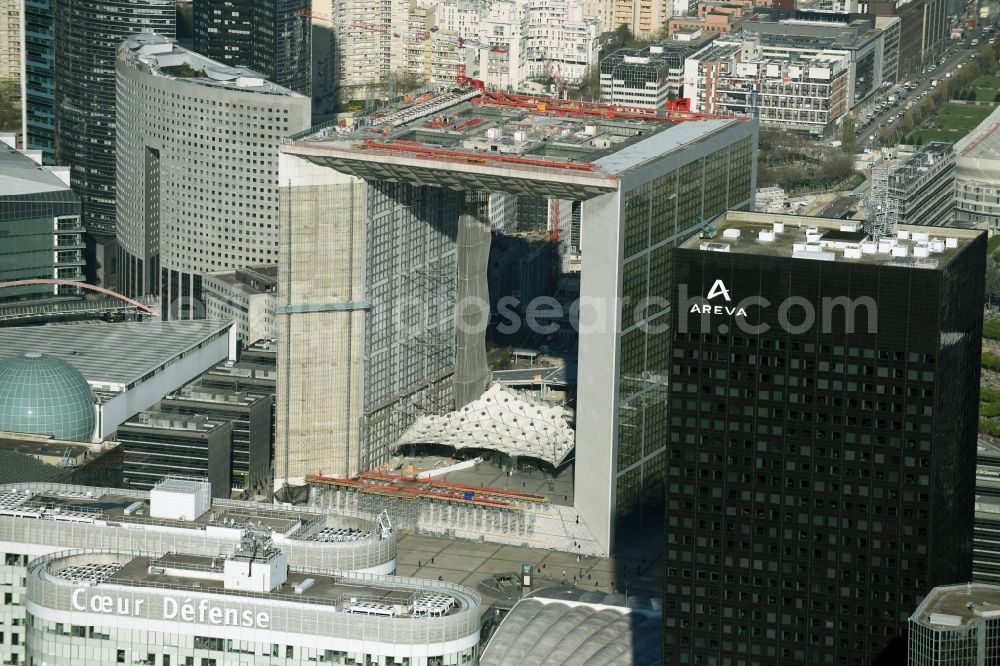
283 87 747 199
97 554 471 616
0 320 231 390
910 583 1000 627
0 484 374 540
0 143 73 197
120 34 304 97
680 211 980 268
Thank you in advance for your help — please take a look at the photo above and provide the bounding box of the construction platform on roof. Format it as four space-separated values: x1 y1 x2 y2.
283 86 747 199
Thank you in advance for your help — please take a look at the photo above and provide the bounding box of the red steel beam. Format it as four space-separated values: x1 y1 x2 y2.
472 91 745 122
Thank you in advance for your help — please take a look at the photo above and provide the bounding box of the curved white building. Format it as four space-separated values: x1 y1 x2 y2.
955 105 1000 230
25 545 480 666
115 34 310 312
0 478 397 663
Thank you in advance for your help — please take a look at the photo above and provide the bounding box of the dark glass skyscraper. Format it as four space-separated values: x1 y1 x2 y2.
664 212 985 665
192 0 310 96
53 0 174 279
192 0 253 68
24 0 55 163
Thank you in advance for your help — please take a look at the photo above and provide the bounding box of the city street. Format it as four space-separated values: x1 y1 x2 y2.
858 40 981 149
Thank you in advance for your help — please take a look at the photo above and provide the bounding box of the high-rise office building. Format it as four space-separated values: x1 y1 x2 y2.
0 0 25 143
192 0 311 95
115 34 310 309
53 0 174 282
24 0 55 161
277 86 757 555
250 0 311 96
869 0 947 79
663 211 985 664
192 0 253 68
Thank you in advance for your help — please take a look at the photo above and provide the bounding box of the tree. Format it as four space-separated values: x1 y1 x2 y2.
822 152 855 184
841 116 856 155
382 69 427 97
987 259 1000 306
899 111 915 136
979 44 996 74
615 23 634 50
933 81 949 104
576 64 601 102
0 79 19 133
878 126 893 146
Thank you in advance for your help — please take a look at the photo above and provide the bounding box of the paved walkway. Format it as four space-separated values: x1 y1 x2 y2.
394 528 665 612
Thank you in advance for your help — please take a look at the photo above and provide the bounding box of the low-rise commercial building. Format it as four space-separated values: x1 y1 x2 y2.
0 135 82 303
974 495 1000 584
685 40 850 134
875 16 901 84
908 583 1000 666
599 42 706 109
198 341 277 472
742 11 887 112
25 533 477 666
869 0 947 80
203 265 277 347
667 9 746 39
160 385 273 496
0 320 235 439
0 477 398 663
887 142 955 227
955 105 1000 230
118 412 232 498
974 438 1000 584
482 587 661 664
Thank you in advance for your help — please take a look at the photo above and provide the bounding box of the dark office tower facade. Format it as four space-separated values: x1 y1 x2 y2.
53 0 174 281
193 0 253 67
663 212 985 666
192 0 311 96
24 0 55 163
250 0 311 96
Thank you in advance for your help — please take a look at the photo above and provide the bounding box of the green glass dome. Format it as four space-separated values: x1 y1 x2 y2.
0 353 95 442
